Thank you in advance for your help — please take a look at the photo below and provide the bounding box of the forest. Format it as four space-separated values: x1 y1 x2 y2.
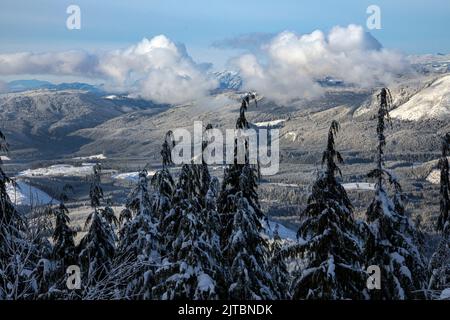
0 88 449 300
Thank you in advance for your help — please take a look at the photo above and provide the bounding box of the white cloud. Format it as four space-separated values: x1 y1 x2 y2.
0 35 217 105
233 25 409 104
0 51 99 77
0 27 410 105
99 36 217 104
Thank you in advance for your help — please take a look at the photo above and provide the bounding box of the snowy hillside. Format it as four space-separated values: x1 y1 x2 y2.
342 182 376 191
213 70 242 91
266 221 297 241
6 180 55 206
391 75 450 121
254 119 287 128
112 170 156 183
18 163 95 177
73 154 107 160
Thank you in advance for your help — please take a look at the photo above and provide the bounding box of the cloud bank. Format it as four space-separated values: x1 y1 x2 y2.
0 35 217 105
0 26 409 105
233 25 409 103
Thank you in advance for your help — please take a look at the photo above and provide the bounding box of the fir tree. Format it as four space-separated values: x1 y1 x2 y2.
200 177 227 298
151 131 175 221
436 133 450 233
217 94 275 299
160 164 201 252
52 185 77 269
225 190 276 299
290 121 368 300
153 172 223 299
161 130 175 168
365 88 428 300
428 133 450 293
0 130 36 299
116 169 160 299
269 224 291 299
78 163 116 288
0 130 25 255
218 93 262 241
118 170 159 261
28 206 60 299
199 124 213 205
151 168 174 220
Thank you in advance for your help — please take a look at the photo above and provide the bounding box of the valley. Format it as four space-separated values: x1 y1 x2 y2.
1 66 449 257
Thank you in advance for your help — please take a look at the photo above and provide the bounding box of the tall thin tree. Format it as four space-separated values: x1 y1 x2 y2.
428 133 450 293
365 88 427 299
289 121 368 299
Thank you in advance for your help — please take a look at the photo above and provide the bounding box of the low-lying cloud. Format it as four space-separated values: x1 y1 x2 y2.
0 35 217 105
233 25 409 103
0 26 409 105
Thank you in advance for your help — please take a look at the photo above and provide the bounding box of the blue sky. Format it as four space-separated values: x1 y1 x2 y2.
1 0 449 70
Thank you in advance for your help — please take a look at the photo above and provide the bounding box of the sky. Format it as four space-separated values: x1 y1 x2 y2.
1 0 449 65
0 0 449 104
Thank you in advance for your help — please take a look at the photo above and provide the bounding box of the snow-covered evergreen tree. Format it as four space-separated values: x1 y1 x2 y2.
428 133 450 293
161 130 175 168
0 129 37 299
0 129 25 257
151 133 175 221
78 163 116 288
269 224 291 299
161 163 204 249
116 169 160 299
198 123 213 205
28 206 60 299
52 200 77 270
200 177 227 298
219 93 258 208
153 170 224 299
289 121 367 300
365 88 428 300
436 133 450 233
225 189 276 299
218 93 263 243
216 94 275 299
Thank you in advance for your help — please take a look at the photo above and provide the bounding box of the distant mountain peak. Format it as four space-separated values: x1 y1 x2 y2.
5 79 103 94
213 70 242 91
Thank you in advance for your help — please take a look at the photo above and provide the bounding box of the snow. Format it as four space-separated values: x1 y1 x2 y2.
440 288 450 300
265 182 302 188
214 70 242 90
426 169 440 184
327 255 336 278
73 153 107 160
285 131 297 142
266 221 297 241
103 95 118 100
112 170 156 183
254 119 286 128
391 74 450 121
18 163 95 177
0 155 10 161
197 273 215 292
265 182 375 191
6 180 56 206
342 182 376 191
